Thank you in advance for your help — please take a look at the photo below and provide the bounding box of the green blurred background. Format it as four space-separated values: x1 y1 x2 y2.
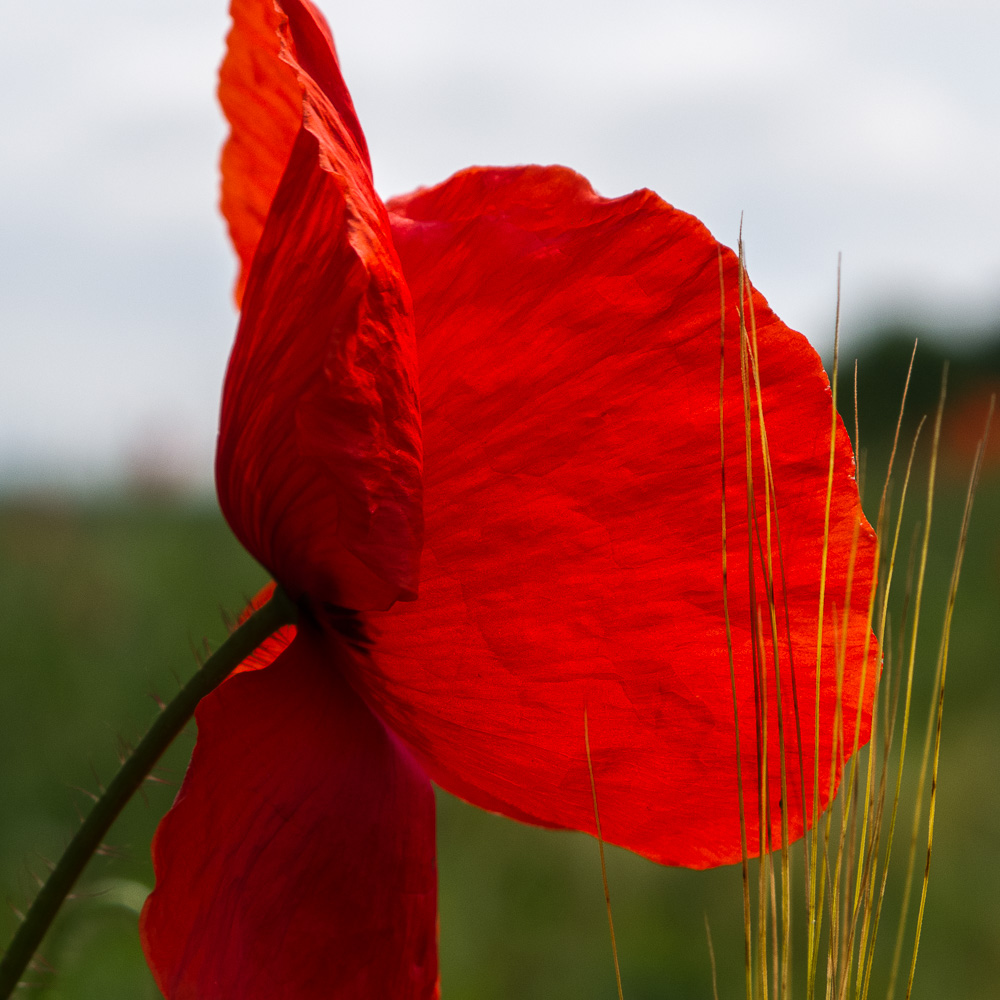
1 326 998 999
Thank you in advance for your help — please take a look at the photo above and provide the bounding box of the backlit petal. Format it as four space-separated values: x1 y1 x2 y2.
219 0 369 304
140 622 439 999
215 4 422 612
229 582 296 676
347 165 878 869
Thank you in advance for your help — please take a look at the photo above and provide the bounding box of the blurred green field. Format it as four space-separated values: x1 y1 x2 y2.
1 392 998 998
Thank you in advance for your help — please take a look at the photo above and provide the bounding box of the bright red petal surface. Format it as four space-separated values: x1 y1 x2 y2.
219 0 369 305
140 621 439 999
340 166 879 869
216 1 422 611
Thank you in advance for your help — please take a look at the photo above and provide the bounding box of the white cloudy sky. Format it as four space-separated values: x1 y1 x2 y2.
1 0 998 488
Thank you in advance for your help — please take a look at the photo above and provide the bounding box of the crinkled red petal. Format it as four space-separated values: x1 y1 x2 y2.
140 622 439 999
341 165 879 869
219 0 369 305
215 2 422 612
229 582 297 676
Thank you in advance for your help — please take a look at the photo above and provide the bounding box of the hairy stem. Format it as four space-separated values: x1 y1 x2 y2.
0 586 299 997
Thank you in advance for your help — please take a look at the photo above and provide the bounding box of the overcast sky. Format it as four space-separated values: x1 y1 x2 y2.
1 0 998 489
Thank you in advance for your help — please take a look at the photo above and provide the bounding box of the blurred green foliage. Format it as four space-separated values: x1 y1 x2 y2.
1 329 998 997
848 323 1000 450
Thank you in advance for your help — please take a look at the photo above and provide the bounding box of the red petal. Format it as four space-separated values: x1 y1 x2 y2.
229 582 297 676
345 166 878 869
140 622 439 999
219 0 370 305
215 5 422 611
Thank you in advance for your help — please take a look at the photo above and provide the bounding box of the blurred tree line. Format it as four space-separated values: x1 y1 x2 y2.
842 320 1000 459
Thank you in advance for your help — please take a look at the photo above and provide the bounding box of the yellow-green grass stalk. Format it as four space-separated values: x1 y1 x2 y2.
710 302 987 1000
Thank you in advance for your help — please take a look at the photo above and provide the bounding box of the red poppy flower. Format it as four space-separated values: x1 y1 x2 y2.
139 0 878 996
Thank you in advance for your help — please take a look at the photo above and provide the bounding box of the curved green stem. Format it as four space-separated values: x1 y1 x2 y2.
0 586 299 998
